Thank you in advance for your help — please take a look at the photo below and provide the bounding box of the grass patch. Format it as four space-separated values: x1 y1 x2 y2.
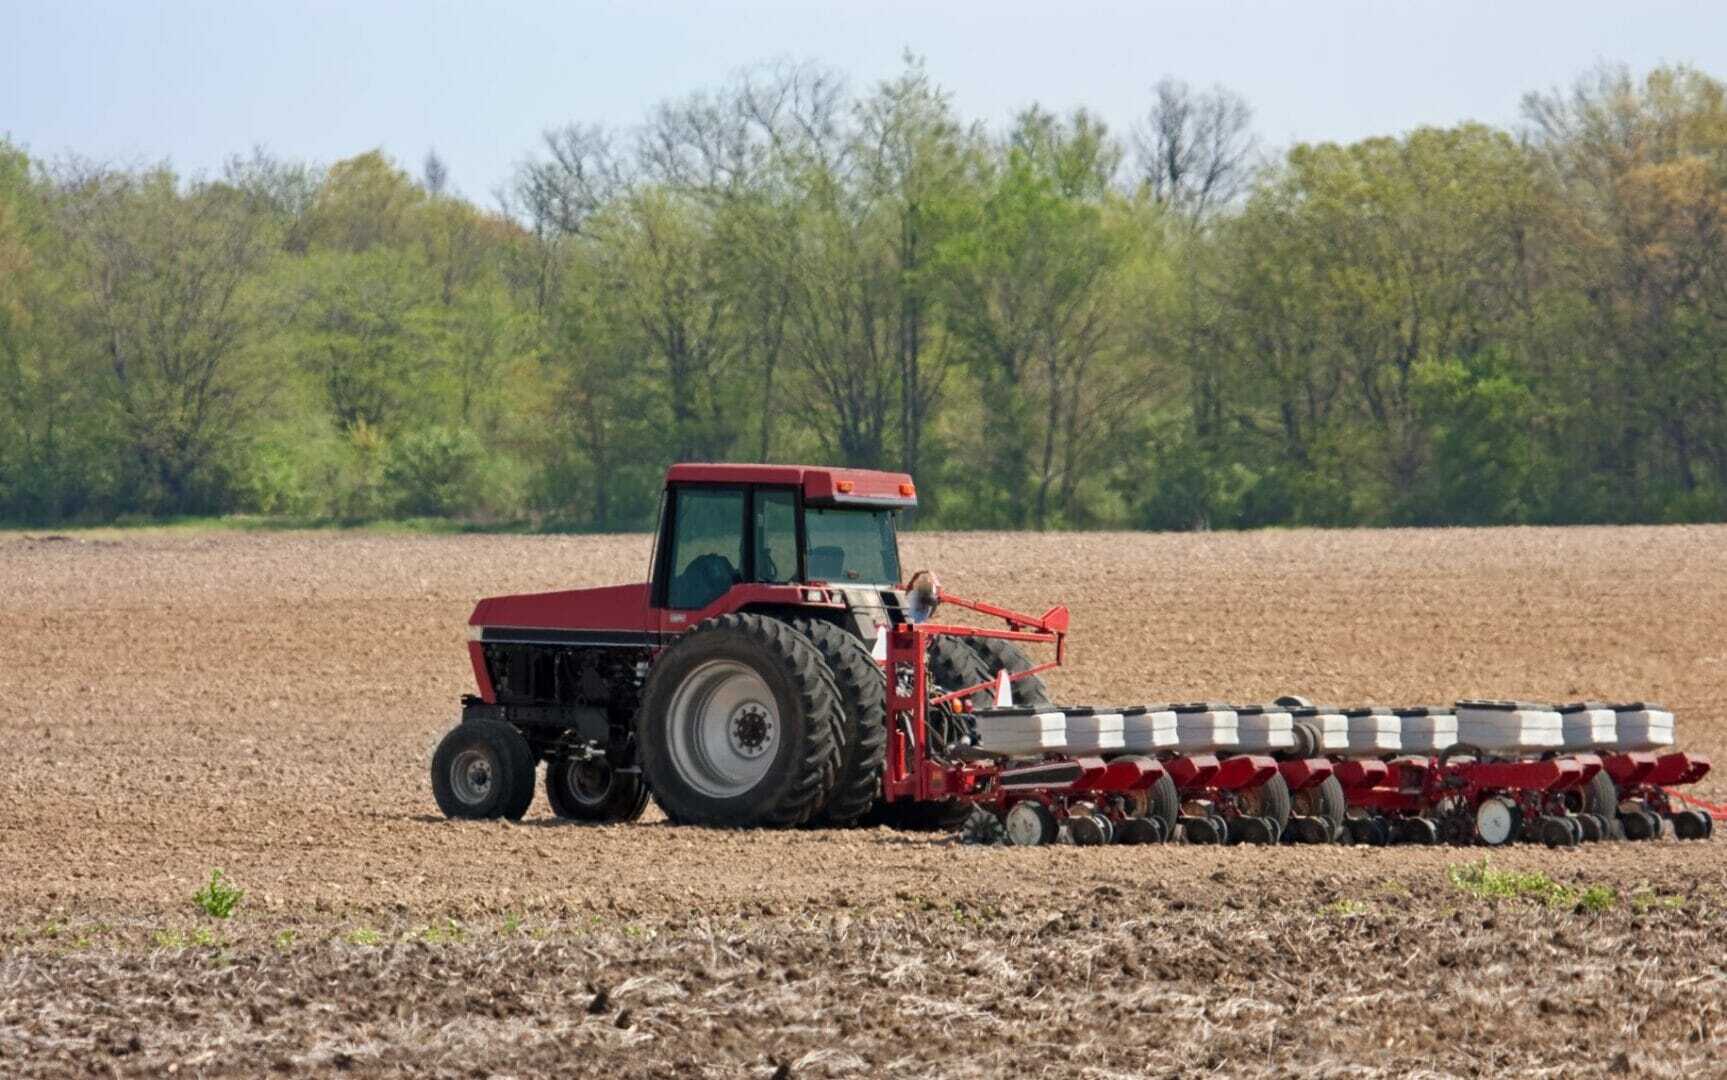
415 918 467 945
1629 889 1685 912
1447 858 1617 911
153 927 220 949
344 928 382 947
1319 899 1369 918
193 869 244 919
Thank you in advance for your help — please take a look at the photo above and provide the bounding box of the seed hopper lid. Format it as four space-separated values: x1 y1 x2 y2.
1557 700 1611 713
1171 701 1232 713
1284 704 1343 716
1455 699 1554 711
1608 702 1668 712
1393 705 1453 717
1344 706 1394 716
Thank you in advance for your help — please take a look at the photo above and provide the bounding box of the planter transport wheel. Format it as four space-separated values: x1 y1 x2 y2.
1475 798 1519 846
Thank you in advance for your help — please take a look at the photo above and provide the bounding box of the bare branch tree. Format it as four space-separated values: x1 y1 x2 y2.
1134 77 1258 220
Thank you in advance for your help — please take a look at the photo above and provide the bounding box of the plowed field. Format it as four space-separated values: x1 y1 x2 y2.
2 526 1725 1078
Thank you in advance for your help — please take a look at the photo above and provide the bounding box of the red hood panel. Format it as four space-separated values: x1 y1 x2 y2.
470 582 651 632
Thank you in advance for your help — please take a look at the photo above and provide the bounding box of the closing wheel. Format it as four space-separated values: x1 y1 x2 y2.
1117 816 1165 845
1181 815 1223 845
1233 773 1293 836
638 614 841 828
1393 816 1439 846
1288 816 1334 845
1475 798 1519 846
1538 815 1578 848
1575 813 1604 842
1004 801 1058 846
431 719 537 821
1068 814 1108 846
545 756 648 823
1620 809 1655 840
1673 809 1710 841
1346 815 1389 846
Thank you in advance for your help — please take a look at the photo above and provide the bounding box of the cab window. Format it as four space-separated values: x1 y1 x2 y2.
752 489 798 584
667 487 745 609
804 507 901 584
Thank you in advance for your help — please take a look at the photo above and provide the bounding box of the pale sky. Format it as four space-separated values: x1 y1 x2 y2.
6 0 1726 203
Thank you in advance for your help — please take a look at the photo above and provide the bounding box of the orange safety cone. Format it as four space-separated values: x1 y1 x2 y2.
994 667 1013 708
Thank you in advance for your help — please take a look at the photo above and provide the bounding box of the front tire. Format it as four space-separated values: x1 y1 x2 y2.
431 719 537 821
638 614 842 828
545 756 648 823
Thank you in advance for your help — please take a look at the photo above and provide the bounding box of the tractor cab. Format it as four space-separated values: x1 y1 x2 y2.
648 464 918 636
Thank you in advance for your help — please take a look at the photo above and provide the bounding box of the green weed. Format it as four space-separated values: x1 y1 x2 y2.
1319 899 1369 918
1447 858 1616 911
193 869 244 919
344 928 382 947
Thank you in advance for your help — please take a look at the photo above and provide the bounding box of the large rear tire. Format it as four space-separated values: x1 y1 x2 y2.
431 719 537 821
965 637 1052 708
790 620 888 826
545 756 648 823
638 614 842 828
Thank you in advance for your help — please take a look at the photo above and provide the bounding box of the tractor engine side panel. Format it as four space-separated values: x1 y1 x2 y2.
469 634 650 760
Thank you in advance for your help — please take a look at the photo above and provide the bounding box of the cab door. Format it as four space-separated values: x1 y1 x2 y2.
654 485 747 636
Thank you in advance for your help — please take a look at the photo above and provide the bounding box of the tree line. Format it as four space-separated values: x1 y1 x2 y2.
2 59 1725 531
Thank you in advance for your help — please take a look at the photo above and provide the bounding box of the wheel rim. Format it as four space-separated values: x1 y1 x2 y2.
561 759 615 806
665 660 780 798
1005 802 1050 846
450 747 496 805
1477 799 1514 845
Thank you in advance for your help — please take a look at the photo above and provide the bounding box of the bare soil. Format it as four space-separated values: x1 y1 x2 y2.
2 526 1725 1078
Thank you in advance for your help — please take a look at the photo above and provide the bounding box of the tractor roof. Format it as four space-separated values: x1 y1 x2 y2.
666 463 917 508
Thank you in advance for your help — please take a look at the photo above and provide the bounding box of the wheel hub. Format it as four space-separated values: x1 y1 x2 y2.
729 705 773 757
567 758 614 804
665 660 782 798
450 748 494 804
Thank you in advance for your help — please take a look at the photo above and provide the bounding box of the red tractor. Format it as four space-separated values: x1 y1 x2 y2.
431 463 1070 830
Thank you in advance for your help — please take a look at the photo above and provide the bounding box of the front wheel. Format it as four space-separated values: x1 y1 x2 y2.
545 756 648 823
431 720 537 821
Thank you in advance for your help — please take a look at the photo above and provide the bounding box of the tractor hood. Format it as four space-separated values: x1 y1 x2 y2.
469 583 652 635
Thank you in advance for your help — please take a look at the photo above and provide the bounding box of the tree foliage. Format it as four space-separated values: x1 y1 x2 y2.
2 59 1726 530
